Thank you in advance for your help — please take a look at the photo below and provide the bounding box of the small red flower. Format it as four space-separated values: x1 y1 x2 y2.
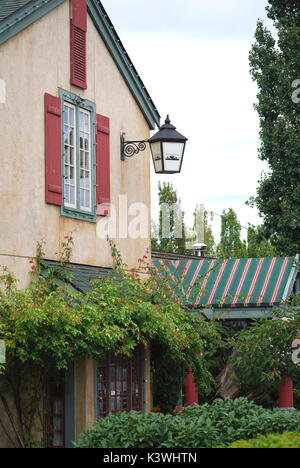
152 407 161 413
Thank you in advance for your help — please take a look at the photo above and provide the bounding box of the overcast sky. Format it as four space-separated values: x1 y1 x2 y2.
102 0 275 243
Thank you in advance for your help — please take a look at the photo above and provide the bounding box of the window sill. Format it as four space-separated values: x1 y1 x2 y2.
60 206 96 223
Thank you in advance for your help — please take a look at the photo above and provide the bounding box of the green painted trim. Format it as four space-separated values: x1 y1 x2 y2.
87 0 160 130
141 346 146 413
94 359 98 421
65 362 75 448
0 0 65 44
59 88 97 224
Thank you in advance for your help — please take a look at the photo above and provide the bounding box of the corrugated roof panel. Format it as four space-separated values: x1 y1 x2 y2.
151 256 298 309
43 260 117 292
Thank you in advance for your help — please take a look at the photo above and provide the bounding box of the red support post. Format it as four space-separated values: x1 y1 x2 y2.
278 376 294 409
184 369 198 406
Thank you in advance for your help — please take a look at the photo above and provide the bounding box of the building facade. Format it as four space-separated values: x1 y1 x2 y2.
0 0 160 447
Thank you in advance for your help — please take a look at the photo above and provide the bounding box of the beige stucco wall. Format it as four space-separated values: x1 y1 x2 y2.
0 0 154 447
0 0 151 288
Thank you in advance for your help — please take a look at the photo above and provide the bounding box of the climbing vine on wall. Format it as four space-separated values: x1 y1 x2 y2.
0 236 221 446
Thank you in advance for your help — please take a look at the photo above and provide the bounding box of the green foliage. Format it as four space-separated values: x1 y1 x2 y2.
0 237 220 446
227 431 300 448
75 398 300 448
248 0 300 255
216 208 247 259
228 293 300 396
247 224 278 258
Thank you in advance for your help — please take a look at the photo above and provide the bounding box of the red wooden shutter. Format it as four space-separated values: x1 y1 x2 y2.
70 0 87 89
44 93 62 206
96 114 111 216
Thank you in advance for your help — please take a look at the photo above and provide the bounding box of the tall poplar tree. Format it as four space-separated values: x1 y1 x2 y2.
249 0 300 255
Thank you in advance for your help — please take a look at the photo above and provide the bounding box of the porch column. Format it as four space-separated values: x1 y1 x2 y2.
278 376 294 409
184 369 198 406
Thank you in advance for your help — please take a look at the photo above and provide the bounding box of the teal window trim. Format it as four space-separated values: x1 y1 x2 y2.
65 362 75 448
59 88 96 223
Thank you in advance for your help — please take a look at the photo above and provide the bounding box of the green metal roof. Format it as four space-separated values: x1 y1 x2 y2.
0 0 32 22
44 259 117 292
0 0 160 129
44 254 299 321
152 255 299 310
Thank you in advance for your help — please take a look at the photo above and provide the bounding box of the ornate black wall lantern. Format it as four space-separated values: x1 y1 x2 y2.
121 116 187 174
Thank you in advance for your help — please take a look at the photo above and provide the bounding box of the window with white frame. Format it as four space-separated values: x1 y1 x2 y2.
79 109 91 211
60 89 96 223
63 103 76 208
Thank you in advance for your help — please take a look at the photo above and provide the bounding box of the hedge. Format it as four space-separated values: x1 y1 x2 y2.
75 398 300 448
227 432 300 448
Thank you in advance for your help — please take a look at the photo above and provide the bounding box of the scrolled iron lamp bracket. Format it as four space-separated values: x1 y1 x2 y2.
120 131 148 161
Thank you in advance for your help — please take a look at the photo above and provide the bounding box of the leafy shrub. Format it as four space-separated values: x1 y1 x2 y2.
227 432 300 448
75 398 300 448
74 411 175 448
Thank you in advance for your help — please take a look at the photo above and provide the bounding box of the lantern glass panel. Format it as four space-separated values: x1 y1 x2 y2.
150 141 163 173
162 142 184 172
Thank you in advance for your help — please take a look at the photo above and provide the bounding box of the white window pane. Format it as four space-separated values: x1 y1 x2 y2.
86 190 91 208
80 133 84 150
69 107 74 126
69 129 74 146
63 106 68 124
64 184 69 203
150 141 162 172
70 166 75 183
64 146 69 164
84 171 90 189
79 112 84 130
64 165 69 181
70 147 74 166
70 186 75 205
80 189 84 207
64 125 69 145
163 142 183 172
